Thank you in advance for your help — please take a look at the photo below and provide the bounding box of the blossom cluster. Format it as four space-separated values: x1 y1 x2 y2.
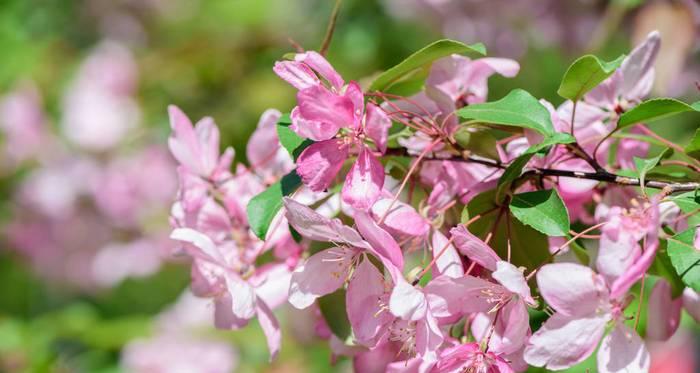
167 31 700 372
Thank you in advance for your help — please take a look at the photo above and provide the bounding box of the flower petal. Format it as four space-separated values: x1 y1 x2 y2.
256 300 282 361
620 31 660 101
225 273 257 321
296 85 354 140
370 198 430 239
432 230 463 279
296 138 348 192
354 210 404 270
287 248 353 309
342 148 385 210
492 261 535 305
646 279 682 341
295 51 344 90
346 257 391 347
273 60 319 90
284 198 367 246
389 277 427 321
523 312 608 370
364 103 391 153
536 263 609 317
597 323 650 373
450 225 500 271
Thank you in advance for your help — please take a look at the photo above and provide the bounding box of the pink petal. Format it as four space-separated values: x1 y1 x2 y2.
288 248 353 309
283 198 368 246
432 230 463 279
273 60 319 90
482 300 530 356
621 31 660 101
168 105 220 176
296 139 348 192
415 315 444 358
253 264 292 310
492 261 535 305
425 275 494 318
370 198 430 239
355 210 404 270
596 232 641 285
341 149 385 210
536 263 609 317
224 273 257 321
597 323 650 373
646 279 682 341
256 300 282 361
246 109 293 179
389 277 428 321
295 51 344 90
169 228 224 264
213 294 250 330
682 288 700 323
295 85 354 141
523 312 608 370
364 103 391 153
346 257 392 347
450 225 500 271
609 239 660 300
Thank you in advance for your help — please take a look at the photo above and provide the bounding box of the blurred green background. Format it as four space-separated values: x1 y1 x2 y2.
0 0 698 372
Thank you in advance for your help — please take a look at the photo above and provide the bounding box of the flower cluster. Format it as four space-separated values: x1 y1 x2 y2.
166 31 700 372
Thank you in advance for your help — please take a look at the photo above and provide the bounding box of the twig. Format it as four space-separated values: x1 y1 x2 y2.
319 0 343 56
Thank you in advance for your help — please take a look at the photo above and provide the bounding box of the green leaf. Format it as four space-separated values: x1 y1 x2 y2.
670 192 700 226
457 89 555 136
649 240 685 298
647 164 700 183
685 128 700 160
617 98 700 129
465 190 550 269
276 114 313 161
369 39 486 92
557 54 625 101
246 171 302 240
633 148 671 193
317 289 351 340
667 227 700 292
509 189 570 237
453 126 500 159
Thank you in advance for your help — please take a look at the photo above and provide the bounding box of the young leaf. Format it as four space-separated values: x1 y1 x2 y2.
317 289 352 340
509 189 570 237
667 228 700 292
633 148 671 193
276 114 313 161
369 39 486 92
617 98 700 129
557 54 624 101
457 89 555 136
246 170 302 240
685 128 700 160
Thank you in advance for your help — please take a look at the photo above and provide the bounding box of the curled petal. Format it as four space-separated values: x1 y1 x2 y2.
355 210 404 270
225 273 257 321
170 228 224 264
273 60 319 90
283 198 367 247
295 51 344 90
492 261 535 306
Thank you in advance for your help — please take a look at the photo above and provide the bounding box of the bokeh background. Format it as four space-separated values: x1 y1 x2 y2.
0 0 698 372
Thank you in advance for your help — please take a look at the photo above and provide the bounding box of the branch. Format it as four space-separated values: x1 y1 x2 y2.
385 148 699 194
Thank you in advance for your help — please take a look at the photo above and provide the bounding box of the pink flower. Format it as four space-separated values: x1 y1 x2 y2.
170 228 290 360
167 105 233 180
646 279 682 341
246 109 294 183
523 263 650 372
275 51 392 209
432 342 514 373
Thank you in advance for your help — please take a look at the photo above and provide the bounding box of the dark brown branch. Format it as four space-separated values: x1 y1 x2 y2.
385 148 700 194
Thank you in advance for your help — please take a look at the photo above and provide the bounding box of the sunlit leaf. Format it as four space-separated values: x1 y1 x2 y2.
667 228 700 292
509 189 570 237
247 171 302 240
618 98 700 129
557 54 624 102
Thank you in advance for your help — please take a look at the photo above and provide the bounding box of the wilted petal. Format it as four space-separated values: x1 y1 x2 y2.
597 323 650 373
296 139 349 192
296 85 354 140
524 312 608 370
256 300 282 361
346 258 391 347
364 103 391 153
492 261 535 305
646 279 682 341
450 225 500 271
355 210 404 270
536 263 609 317
273 60 319 90
342 149 385 210
432 230 463 279
288 248 354 309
